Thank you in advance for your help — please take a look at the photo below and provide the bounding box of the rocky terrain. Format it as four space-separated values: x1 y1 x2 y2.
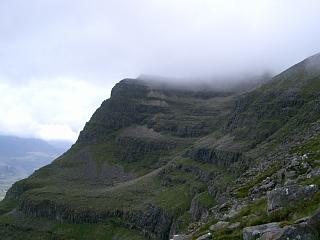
0 54 320 239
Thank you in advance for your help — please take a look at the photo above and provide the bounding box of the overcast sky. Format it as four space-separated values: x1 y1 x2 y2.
0 0 320 142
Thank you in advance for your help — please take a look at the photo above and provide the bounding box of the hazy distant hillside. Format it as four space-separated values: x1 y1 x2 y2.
0 135 70 157
0 136 71 199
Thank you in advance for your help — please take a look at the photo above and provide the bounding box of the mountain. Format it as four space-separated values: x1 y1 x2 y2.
0 135 65 158
0 136 70 199
1 54 320 240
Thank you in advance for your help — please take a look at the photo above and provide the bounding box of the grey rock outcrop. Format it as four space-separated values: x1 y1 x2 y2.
228 222 241 230
171 234 191 240
251 177 276 196
267 184 318 212
189 195 209 221
187 147 243 167
243 209 320 240
116 135 176 162
243 222 283 240
18 198 172 240
209 221 229 231
279 222 318 240
196 232 212 240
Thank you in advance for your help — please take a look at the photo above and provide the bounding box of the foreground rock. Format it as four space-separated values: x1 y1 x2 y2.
171 234 191 240
196 232 212 240
267 184 318 212
243 209 320 240
209 221 230 231
243 223 283 240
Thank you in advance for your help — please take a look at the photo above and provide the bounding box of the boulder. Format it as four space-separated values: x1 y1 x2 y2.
251 177 276 196
209 221 229 231
267 184 318 212
279 222 318 240
172 234 192 240
228 222 241 230
243 208 320 240
306 167 320 179
243 222 283 240
196 232 212 240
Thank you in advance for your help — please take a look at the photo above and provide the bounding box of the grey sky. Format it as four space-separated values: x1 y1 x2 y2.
0 0 320 141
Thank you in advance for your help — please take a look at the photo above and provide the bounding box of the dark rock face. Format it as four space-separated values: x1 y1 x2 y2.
116 135 176 162
267 185 318 212
225 90 304 144
78 80 169 144
180 165 212 182
189 196 209 221
19 197 172 240
224 54 320 146
77 78 233 144
148 121 212 138
78 100 167 144
174 124 211 138
187 147 242 167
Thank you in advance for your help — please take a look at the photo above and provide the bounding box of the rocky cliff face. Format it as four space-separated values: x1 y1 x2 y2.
1 54 320 240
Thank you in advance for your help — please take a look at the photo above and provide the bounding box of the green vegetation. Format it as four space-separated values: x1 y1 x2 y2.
196 192 216 209
0 215 147 240
236 163 282 198
174 211 191 233
195 189 320 239
302 76 320 97
52 222 146 240
292 133 320 167
0 198 16 215
153 184 192 215
300 175 320 186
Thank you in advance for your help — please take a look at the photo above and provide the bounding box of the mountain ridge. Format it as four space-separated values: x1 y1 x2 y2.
1 54 320 239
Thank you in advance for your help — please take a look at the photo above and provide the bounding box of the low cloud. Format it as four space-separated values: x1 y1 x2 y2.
1 0 320 82
0 78 108 141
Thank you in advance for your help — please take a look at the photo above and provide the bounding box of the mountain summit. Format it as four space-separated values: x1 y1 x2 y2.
1 54 320 239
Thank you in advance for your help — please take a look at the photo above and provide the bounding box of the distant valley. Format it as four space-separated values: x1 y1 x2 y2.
0 136 71 199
